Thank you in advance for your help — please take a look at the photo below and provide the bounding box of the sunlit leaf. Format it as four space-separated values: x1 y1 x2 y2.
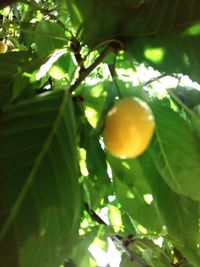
151 100 200 201
128 32 200 83
0 51 43 104
79 119 110 208
108 157 162 232
68 0 200 82
69 229 98 267
35 21 67 55
139 152 200 266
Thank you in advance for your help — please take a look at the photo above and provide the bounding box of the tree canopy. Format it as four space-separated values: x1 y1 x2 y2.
0 1 200 266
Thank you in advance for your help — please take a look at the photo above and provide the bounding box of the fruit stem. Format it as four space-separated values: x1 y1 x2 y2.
108 63 123 99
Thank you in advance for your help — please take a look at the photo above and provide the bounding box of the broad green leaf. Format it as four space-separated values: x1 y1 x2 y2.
0 51 50 105
127 238 171 267
55 53 74 76
136 240 172 267
69 229 98 267
0 90 82 267
82 81 115 137
121 213 137 236
67 0 200 82
168 86 200 110
80 83 110 116
79 119 110 208
20 21 35 48
113 177 162 233
0 51 35 104
139 153 200 266
128 31 200 83
108 157 152 194
108 157 162 232
75 85 112 208
151 101 200 201
35 21 67 55
108 204 123 233
120 254 140 267
67 0 200 45
191 112 200 142
54 0 70 23
180 264 193 267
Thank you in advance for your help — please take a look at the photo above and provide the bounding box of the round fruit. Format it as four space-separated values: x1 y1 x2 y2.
0 41 7 54
103 97 155 159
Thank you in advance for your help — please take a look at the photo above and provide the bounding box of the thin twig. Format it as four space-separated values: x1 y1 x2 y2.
143 73 179 87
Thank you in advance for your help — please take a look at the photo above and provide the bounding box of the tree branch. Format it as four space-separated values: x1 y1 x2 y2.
85 203 107 225
69 44 115 93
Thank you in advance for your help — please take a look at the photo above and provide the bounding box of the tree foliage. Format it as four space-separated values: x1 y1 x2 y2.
0 1 200 267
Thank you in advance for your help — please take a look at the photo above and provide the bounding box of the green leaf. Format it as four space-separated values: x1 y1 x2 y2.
55 53 74 75
76 81 115 145
35 21 67 55
0 90 82 267
67 0 200 44
137 239 172 267
168 86 200 110
0 51 33 104
151 100 200 201
19 22 35 47
69 229 98 267
0 51 50 105
120 254 140 267
113 177 162 233
139 153 200 266
108 157 162 232
128 31 200 83
108 204 123 233
68 0 200 82
80 119 110 208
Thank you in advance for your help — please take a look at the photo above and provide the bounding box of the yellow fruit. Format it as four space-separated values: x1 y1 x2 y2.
103 97 155 159
0 41 7 54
